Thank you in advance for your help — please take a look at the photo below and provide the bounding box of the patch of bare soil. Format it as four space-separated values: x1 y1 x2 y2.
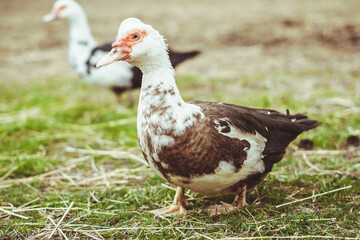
221 20 360 50
315 24 360 49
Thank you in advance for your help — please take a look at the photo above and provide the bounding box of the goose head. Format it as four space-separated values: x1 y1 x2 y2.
96 18 171 72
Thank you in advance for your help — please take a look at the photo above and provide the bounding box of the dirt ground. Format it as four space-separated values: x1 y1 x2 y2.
1 0 360 82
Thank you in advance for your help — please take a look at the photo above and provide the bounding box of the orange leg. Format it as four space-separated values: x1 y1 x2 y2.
126 90 135 106
115 93 121 104
206 184 248 216
151 187 190 216
232 183 248 208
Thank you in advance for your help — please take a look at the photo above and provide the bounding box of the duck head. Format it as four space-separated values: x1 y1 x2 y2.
42 0 83 22
96 18 171 72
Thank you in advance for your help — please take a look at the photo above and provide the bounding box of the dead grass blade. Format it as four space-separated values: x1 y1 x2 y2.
294 150 348 155
2 156 91 184
47 216 68 240
48 201 74 238
0 207 29 219
89 117 137 129
0 108 41 124
65 147 148 165
276 185 352 208
0 166 18 182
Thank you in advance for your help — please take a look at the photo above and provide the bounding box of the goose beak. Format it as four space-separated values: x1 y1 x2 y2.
96 47 129 68
42 12 57 22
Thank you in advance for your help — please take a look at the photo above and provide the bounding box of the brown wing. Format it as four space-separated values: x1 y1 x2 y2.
168 48 201 68
192 101 319 189
152 112 251 181
192 101 319 157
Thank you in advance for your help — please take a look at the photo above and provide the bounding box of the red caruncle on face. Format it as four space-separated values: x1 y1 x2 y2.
111 29 148 59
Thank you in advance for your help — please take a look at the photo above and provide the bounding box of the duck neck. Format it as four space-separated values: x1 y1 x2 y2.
136 52 185 104
67 11 96 46
134 51 173 75
140 66 185 107
137 63 203 137
66 10 97 73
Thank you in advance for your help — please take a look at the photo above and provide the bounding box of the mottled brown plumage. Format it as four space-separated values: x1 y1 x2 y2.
142 100 319 191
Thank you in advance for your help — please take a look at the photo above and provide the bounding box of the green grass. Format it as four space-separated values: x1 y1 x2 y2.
0 73 359 239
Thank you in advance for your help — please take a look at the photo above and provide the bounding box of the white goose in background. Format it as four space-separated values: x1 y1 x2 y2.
97 18 319 215
43 0 200 104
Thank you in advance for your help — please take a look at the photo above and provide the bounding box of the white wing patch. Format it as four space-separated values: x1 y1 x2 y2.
215 121 267 178
213 118 230 132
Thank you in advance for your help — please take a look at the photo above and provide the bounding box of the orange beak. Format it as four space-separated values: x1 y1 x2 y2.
96 38 131 68
42 6 67 22
97 29 147 68
96 47 129 68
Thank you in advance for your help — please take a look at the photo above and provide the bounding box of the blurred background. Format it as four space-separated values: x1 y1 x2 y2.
1 0 360 81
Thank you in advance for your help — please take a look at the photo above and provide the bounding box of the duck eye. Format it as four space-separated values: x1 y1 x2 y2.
132 34 139 40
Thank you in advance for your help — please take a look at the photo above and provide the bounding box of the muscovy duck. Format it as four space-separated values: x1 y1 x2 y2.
97 18 319 215
43 0 200 104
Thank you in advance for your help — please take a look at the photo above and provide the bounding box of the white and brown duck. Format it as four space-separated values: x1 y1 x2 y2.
97 18 319 215
43 0 200 104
